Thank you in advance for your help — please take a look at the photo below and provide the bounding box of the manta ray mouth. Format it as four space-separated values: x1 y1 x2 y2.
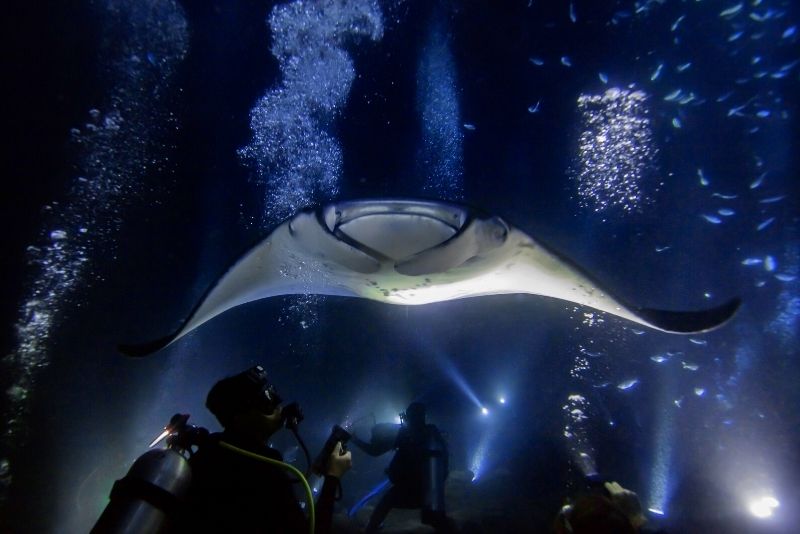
322 199 469 262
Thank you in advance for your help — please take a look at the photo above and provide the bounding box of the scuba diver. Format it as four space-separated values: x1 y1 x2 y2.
180 365 352 533
94 365 351 534
352 402 455 533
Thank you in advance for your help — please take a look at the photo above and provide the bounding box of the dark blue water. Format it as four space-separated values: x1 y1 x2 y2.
2 1 798 532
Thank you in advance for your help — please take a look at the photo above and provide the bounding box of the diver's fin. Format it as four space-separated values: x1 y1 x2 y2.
119 334 176 358
638 298 741 334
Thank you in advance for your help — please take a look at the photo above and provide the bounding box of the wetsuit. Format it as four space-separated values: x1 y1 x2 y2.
354 423 453 533
180 431 338 534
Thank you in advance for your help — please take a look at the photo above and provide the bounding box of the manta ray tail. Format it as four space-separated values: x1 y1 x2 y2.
119 334 176 358
638 297 741 334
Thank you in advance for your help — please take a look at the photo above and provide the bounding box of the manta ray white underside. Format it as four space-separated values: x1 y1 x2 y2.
121 199 740 356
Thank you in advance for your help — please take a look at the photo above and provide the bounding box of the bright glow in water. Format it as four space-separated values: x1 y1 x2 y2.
435 354 484 410
748 495 780 518
574 88 657 213
469 428 493 482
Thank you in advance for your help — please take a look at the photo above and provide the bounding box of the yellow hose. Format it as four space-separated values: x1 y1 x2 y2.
218 441 315 534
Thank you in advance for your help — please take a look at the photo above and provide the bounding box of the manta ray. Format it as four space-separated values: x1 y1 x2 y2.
121 198 740 357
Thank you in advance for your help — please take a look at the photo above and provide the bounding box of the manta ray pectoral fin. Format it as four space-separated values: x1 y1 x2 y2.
395 216 508 276
119 333 176 358
638 297 741 334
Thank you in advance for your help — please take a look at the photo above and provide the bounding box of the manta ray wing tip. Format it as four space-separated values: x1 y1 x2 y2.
639 297 742 334
118 334 175 358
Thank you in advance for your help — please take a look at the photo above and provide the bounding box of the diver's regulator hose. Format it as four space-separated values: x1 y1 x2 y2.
219 441 316 534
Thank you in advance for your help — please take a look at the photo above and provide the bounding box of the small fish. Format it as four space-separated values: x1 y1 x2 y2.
728 31 744 42
651 63 664 81
593 382 612 389
770 70 789 79
676 62 692 72
755 280 767 287
463 123 476 131
569 2 576 23
674 397 684 408
750 172 766 189
701 214 722 224
617 379 639 391
671 15 686 32
712 192 738 199
655 245 671 253
561 56 572 67
716 91 734 103
697 168 709 186
751 56 762 65
783 26 797 39
719 3 743 18
728 104 747 117
599 72 608 84
694 387 706 397
682 361 699 371
650 355 669 363
672 117 682 128
689 338 707 346
760 195 785 204
741 258 763 266
527 100 541 114
529 57 544 66
764 256 776 272
756 110 770 118
775 274 797 282
756 217 775 231
718 208 735 216
629 329 645 335
749 11 774 23
611 10 632 25
664 89 683 101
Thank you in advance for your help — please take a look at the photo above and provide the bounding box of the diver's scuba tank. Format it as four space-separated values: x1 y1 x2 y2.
91 448 191 534
423 426 447 513
92 414 205 534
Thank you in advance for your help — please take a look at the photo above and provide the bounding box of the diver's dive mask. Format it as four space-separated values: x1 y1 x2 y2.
244 365 283 415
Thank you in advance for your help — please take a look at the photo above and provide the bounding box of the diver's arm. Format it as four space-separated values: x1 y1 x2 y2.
314 443 352 534
352 423 399 456
351 434 393 456
313 475 339 534
350 436 386 456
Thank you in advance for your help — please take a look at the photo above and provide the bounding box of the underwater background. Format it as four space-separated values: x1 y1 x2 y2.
1 0 798 532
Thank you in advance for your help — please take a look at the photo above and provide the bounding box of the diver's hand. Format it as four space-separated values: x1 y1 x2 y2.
604 481 647 528
326 441 352 479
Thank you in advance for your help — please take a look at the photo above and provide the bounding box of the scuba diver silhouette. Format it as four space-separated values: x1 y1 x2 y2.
93 365 351 534
183 365 351 533
352 402 455 533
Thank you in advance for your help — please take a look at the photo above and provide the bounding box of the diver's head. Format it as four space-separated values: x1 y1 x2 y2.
400 402 426 428
206 365 284 439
